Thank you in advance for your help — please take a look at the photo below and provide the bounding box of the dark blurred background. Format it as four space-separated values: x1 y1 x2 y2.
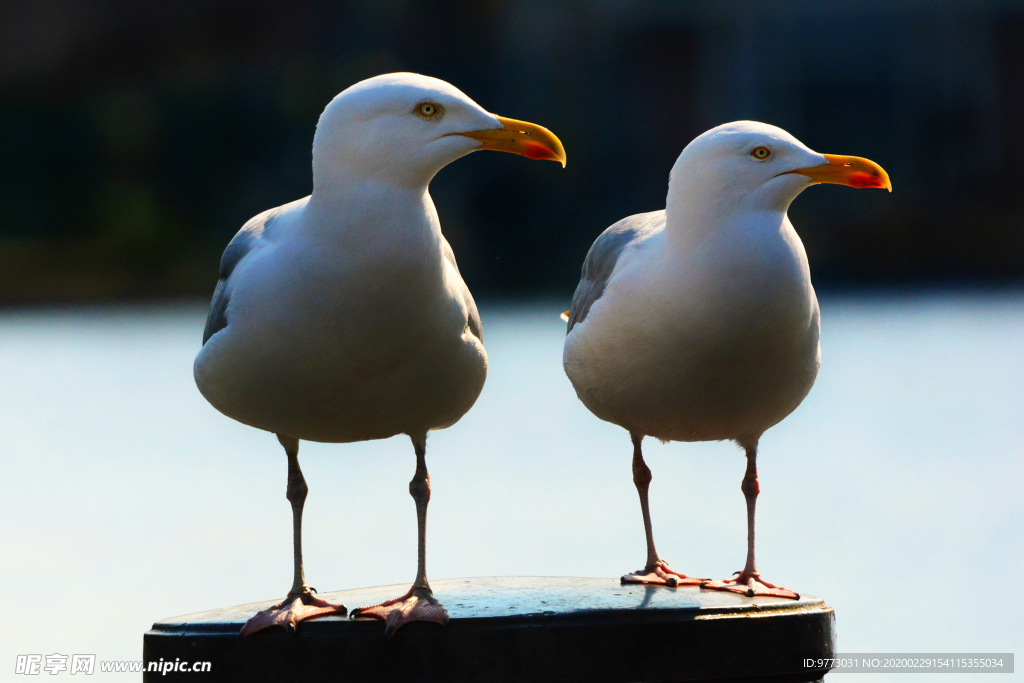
1 0 1022 303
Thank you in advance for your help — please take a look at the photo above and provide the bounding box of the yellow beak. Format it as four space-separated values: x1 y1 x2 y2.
456 116 566 167
787 154 892 191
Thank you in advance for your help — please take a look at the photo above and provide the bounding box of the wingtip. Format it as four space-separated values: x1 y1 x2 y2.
560 310 570 322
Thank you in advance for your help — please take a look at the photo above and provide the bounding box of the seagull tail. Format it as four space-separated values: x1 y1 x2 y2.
560 310 570 322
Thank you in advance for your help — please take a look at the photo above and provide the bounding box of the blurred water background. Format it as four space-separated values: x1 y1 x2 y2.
1 296 1021 682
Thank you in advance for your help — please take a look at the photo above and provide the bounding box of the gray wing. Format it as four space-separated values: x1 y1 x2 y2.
566 210 665 334
202 203 292 345
442 238 482 342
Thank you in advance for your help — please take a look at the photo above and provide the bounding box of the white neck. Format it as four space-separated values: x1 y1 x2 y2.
312 151 436 196
664 164 797 247
303 175 437 245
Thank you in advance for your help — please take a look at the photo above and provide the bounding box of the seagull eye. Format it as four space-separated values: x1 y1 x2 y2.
751 146 771 160
416 102 442 119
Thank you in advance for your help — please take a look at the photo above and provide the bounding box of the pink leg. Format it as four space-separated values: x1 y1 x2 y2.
351 434 448 636
701 441 799 599
621 433 706 587
241 436 346 636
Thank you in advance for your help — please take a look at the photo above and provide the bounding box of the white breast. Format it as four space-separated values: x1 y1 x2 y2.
563 216 820 443
194 188 487 444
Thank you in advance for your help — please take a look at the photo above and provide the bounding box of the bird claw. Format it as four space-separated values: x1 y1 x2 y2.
351 586 449 637
240 589 347 636
621 560 706 587
701 571 799 599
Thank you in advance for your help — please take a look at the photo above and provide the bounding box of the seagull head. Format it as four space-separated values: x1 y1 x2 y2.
312 73 566 189
667 121 890 221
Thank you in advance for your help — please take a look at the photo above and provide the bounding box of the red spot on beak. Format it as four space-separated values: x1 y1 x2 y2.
847 171 885 189
523 141 559 161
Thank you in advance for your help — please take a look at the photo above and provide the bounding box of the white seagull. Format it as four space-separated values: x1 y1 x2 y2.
194 73 565 636
563 121 889 597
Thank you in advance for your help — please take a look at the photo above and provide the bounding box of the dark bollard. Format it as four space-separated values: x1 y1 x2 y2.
144 577 834 682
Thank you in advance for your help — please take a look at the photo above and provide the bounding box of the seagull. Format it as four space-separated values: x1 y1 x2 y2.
562 121 889 597
194 72 565 636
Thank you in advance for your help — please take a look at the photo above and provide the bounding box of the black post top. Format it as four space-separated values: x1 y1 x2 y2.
145 577 835 683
